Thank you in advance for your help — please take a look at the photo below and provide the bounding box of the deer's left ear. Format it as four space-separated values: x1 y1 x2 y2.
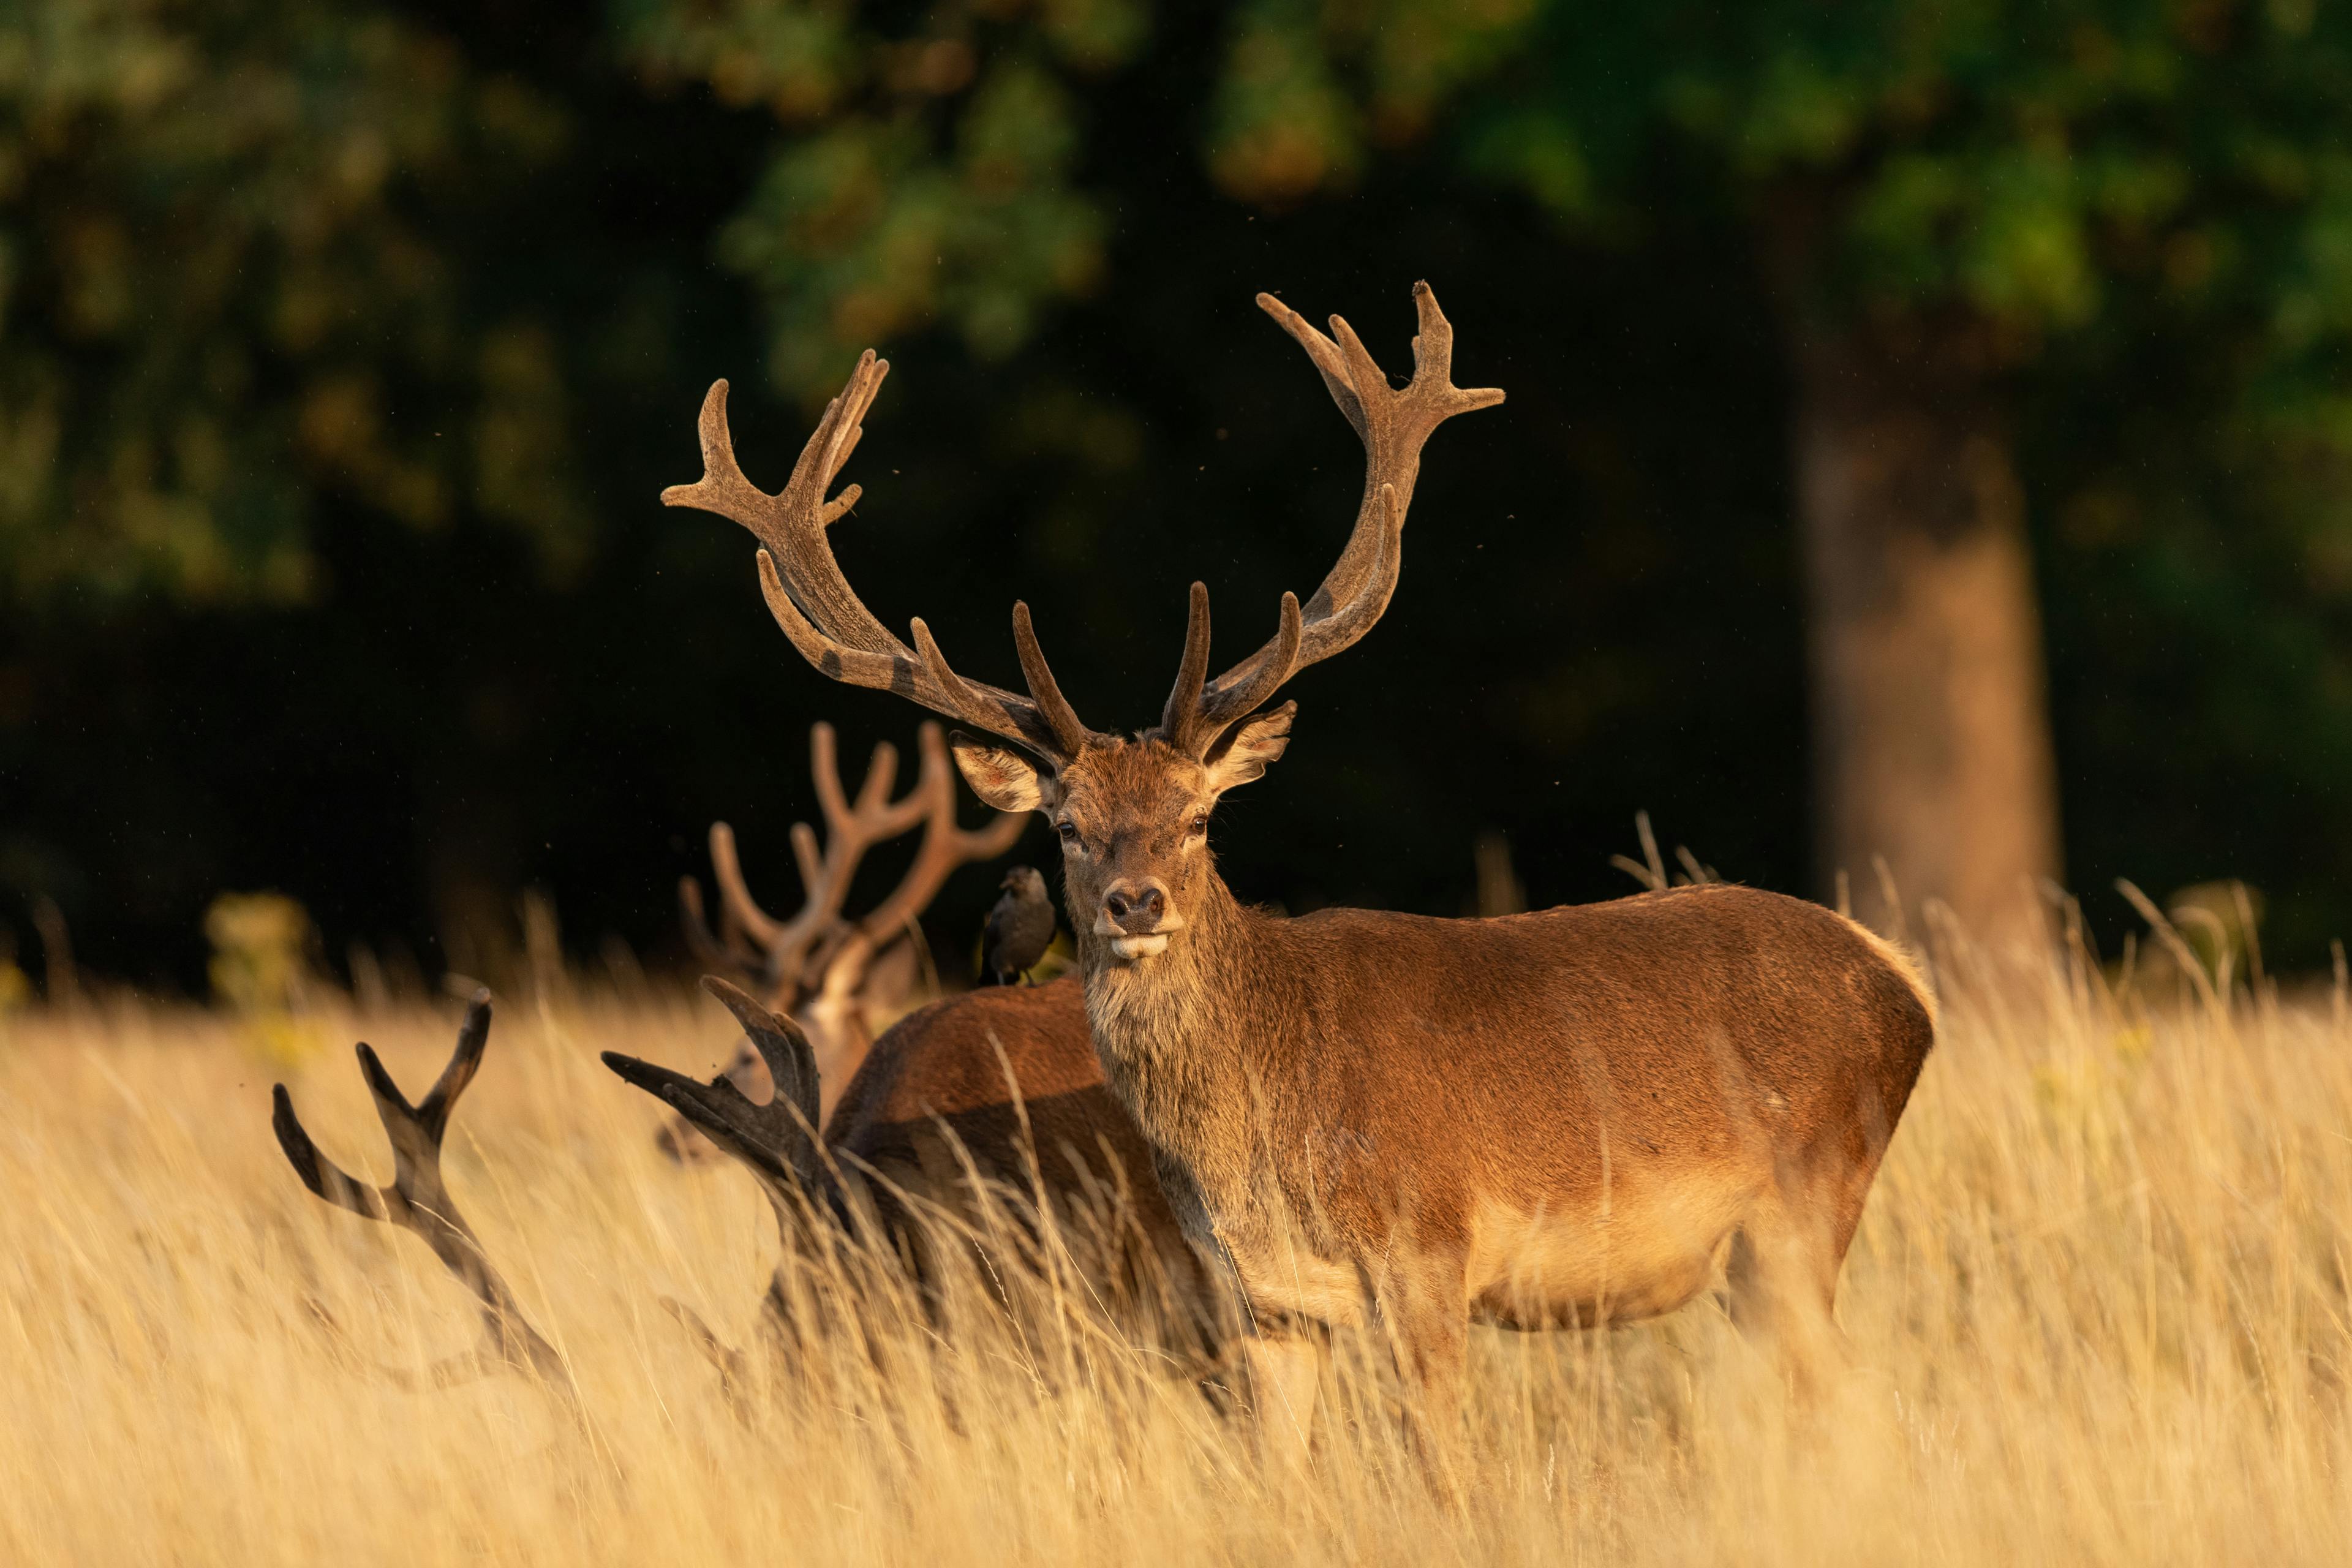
1204 703 1294 794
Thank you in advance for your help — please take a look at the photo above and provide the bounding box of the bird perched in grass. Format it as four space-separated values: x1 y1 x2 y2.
983 866 1057 986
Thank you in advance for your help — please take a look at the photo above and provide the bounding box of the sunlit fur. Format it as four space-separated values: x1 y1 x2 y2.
956 726 1938 1478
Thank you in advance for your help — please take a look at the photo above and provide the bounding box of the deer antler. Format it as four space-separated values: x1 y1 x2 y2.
270 995 568 1390
665 365 1099 761
677 721 932 1010
673 285 1496 767
1156 281 1504 757
604 978 831 1224
668 719 1027 1159
812 723 1027 1009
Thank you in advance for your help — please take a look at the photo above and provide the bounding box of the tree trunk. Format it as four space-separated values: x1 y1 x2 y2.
1790 323 2060 944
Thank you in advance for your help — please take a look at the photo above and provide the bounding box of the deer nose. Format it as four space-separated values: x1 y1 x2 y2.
1102 880 1170 933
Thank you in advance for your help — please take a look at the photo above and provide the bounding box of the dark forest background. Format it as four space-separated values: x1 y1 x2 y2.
6 0 2351 996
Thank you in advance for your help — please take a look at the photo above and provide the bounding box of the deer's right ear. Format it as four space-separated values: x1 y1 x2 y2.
1204 702 1295 794
949 734 1054 813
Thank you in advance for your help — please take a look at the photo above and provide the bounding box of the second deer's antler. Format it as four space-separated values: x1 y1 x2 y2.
605 978 829 1219
679 720 932 1009
815 723 1025 1008
271 996 570 1393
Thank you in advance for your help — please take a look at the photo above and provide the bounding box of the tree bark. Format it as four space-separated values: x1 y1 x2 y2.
1790 323 2060 944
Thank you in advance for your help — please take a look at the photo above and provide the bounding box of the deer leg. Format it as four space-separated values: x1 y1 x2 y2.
1374 1262 1471 1506
1725 1188 1845 1395
1241 1327 1322 1472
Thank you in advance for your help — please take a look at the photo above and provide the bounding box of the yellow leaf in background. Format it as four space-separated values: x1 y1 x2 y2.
241 1010 326 1072
204 891 316 1014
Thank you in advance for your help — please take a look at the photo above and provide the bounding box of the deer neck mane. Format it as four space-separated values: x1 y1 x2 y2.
1075 869 1272 1243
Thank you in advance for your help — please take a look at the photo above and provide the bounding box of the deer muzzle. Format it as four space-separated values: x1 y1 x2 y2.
1097 879 1182 960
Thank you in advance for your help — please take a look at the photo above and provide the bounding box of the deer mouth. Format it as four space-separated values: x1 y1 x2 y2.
1108 933 1170 962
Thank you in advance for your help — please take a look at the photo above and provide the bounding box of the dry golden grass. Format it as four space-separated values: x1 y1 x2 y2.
4 945 2350 1566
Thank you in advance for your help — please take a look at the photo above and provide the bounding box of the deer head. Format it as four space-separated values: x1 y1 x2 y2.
665 282 1501 970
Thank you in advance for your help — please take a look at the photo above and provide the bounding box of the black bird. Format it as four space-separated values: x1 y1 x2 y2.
982 866 1057 986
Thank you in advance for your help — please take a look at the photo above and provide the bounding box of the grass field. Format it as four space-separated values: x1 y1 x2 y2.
4 933 2350 1566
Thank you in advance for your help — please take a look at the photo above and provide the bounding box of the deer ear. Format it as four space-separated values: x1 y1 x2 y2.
950 733 1053 813
1204 703 1294 794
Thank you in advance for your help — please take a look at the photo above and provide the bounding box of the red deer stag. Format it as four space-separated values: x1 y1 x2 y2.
666 281 1938 1473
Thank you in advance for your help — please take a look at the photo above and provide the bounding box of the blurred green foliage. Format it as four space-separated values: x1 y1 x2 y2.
625 2 2352 429
0 0 578 605
204 887 324 1063
616 0 1139 390
23 3 2352 600
4 0 2351 986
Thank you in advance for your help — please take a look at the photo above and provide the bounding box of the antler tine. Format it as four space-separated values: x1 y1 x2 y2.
678 874 768 984
1160 583 1213 742
819 722 1027 1003
870 722 1028 936
691 816 810 1000
840 733 929 842
702 975 823 1130
1168 282 1502 756
1200 590 1302 731
905 612 1090 759
271 995 569 1388
603 979 830 1226
808 720 853 831
667 356 1095 762
1012 602 1091 758
708 821 790 952
662 368 888 563
804 725 925 935
696 723 920 1011
785 717 980 995
803 725 903 924
1161 584 1304 755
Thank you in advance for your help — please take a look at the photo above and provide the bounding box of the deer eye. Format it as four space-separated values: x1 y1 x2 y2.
1055 820 1079 844
1188 813 1209 838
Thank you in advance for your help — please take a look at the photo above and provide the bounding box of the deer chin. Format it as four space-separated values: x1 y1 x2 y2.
1108 933 1170 963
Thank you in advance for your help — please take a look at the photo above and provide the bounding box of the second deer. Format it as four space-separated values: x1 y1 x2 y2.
650 720 1225 1382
